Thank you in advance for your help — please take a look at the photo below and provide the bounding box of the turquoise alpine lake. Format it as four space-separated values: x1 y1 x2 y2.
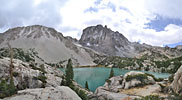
60 67 170 92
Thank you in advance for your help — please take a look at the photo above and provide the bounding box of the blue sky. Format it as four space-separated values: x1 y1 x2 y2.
0 0 182 47
146 15 182 32
164 42 182 48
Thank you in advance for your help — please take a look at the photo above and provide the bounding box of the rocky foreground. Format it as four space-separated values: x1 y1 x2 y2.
1 86 81 100
94 66 182 100
0 57 63 89
0 57 89 100
1 54 182 100
94 71 158 100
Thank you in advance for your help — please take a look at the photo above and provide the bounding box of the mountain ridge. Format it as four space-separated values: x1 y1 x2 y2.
0 25 99 66
0 24 182 68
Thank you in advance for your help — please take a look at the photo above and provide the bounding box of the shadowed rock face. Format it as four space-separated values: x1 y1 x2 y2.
79 25 154 58
171 65 182 94
80 25 130 47
79 25 132 57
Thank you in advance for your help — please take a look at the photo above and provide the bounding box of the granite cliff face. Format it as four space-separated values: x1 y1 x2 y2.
79 25 136 57
171 65 182 94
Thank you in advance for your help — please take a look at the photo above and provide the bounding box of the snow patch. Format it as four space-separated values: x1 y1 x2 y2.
87 42 91 46
74 43 83 47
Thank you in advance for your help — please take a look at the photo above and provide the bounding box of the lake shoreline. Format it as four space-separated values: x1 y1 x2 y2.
60 67 170 92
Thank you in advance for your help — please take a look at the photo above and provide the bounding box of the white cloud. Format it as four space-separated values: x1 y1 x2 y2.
0 0 66 30
124 24 182 46
0 0 182 46
144 0 182 19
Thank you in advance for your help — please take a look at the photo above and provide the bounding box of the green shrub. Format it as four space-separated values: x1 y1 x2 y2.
33 74 47 88
34 74 47 88
137 60 144 67
70 85 89 100
29 63 37 69
168 74 174 83
125 74 148 82
85 81 89 91
106 79 111 85
172 94 182 100
145 73 163 82
65 59 74 86
29 64 46 74
12 72 19 77
36 74 47 83
0 80 17 99
134 95 161 100
39 64 46 74
109 67 114 78
145 66 150 71
61 79 89 100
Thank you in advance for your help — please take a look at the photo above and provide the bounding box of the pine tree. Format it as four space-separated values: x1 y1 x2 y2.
65 59 74 86
109 67 114 78
85 81 89 90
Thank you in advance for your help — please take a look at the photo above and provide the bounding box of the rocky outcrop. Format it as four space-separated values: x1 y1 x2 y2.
1 86 81 100
171 65 182 94
122 71 155 89
95 86 137 100
102 71 155 91
0 57 63 89
0 57 85 99
95 71 157 100
103 75 123 92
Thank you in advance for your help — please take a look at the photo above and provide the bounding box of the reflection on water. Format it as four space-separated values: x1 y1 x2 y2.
61 67 170 92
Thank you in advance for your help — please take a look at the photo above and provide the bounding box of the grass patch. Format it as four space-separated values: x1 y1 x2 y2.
29 63 47 74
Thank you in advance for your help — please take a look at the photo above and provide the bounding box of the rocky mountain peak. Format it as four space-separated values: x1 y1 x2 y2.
79 24 131 56
0 25 98 66
2 25 64 42
79 24 130 47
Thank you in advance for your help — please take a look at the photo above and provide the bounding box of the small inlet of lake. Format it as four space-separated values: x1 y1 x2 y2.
60 67 170 92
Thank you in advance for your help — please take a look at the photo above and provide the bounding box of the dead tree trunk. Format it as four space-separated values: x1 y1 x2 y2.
7 42 14 81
